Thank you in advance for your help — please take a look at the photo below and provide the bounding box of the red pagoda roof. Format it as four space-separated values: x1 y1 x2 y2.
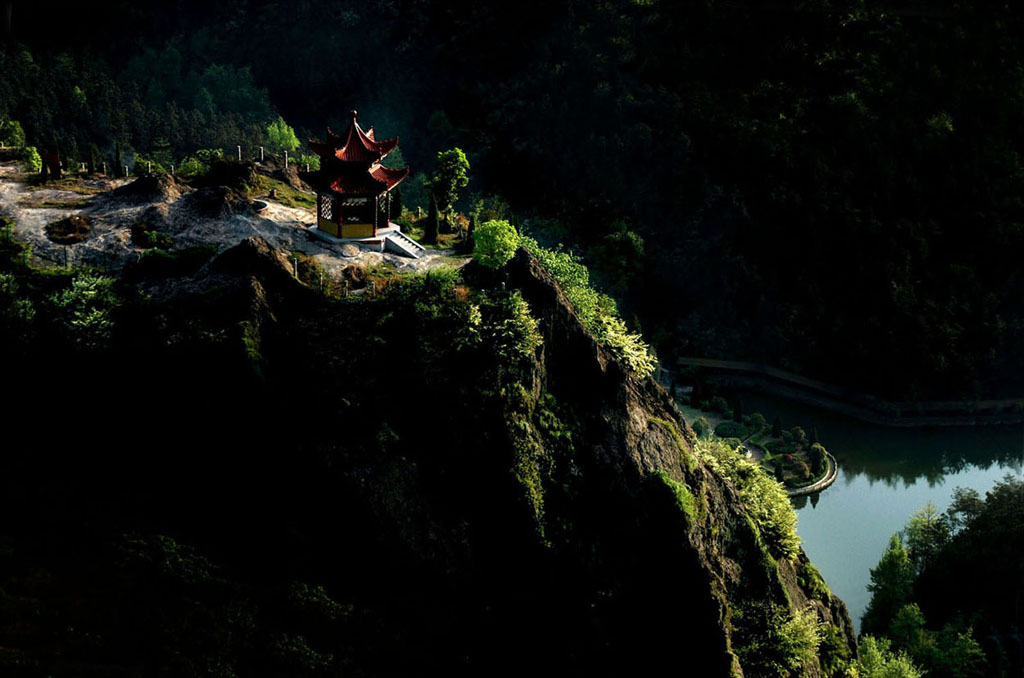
369 163 410 189
322 163 409 196
301 111 409 197
309 110 399 163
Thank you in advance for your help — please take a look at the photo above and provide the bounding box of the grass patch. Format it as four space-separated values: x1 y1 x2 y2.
251 175 315 210
17 197 94 209
27 176 107 195
651 469 698 523
44 215 91 244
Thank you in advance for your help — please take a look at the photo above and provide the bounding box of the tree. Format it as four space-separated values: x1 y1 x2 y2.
858 635 924 678
0 118 25 146
265 116 299 155
424 192 440 245
944 487 984 533
88 143 100 174
732 396 743 422
809 443 827 476
791 426 807 446
903 501 950 574
473 219 519 269
887 603 928 654
862 534 916 636
50 272 119 351
429 147 469 227
21 146 41 173
772 415 783 438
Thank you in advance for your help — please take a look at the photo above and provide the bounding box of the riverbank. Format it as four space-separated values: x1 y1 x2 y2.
665 358 1024 428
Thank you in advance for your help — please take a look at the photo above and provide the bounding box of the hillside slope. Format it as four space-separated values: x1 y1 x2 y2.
0 237 855 676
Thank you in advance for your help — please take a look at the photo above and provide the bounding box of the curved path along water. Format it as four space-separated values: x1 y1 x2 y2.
787 453 838 497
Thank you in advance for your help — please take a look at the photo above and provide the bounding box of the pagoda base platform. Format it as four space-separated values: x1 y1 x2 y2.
307 223 401 251
307 223 426 259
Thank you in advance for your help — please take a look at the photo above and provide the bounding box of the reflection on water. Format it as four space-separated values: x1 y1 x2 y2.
736 390 1023 633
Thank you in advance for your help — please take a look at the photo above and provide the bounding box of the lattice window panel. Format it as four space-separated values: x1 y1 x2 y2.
318 194 333 221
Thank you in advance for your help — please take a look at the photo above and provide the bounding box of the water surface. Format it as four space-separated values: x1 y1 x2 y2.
736 390 1023 633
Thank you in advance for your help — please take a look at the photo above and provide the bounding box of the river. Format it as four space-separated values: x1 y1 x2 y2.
735 390 1023 634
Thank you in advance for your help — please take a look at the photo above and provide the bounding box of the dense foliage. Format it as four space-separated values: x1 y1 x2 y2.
859 476 1024 677
5 2 1024 396
472 218 519 269
519 235 655 377
695 438 799 560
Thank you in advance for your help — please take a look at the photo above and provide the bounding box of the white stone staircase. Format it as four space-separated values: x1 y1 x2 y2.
384 229 427 259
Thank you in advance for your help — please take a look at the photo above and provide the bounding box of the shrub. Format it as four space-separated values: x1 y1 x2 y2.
858 635 924 678
745 412 767 430
734 602 822 676
692 416 711 438
473 219 519 269
518 235 654 377
0 272 35 342
791 426 807 445
696 437 800 559
766 441 795 455
177 148 223 179
0 119 26 146
21 146 42 173
480 290 542 361
798 561 829 601
131 224 173 249
714 420 749 439
592 313 656 377
132 154 168 175
50 272 118 351
809 443 828 476
265 116 300 154
709 395 730 414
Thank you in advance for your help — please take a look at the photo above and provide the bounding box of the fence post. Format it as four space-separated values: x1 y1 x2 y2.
237 145 242 162
260 146 264 162
284 151 288 168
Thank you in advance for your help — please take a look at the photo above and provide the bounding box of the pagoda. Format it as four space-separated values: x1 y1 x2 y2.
300 110 409 239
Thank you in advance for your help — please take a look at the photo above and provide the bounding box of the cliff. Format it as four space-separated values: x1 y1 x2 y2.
0 239 855 676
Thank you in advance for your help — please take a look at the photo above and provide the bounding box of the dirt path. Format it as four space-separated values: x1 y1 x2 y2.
0 163 462 274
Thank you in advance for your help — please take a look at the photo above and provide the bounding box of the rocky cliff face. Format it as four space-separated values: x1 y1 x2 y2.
0 238 855 676
497 248 858 676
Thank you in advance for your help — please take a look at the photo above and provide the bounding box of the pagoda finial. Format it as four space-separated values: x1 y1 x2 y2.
350 109 358 119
